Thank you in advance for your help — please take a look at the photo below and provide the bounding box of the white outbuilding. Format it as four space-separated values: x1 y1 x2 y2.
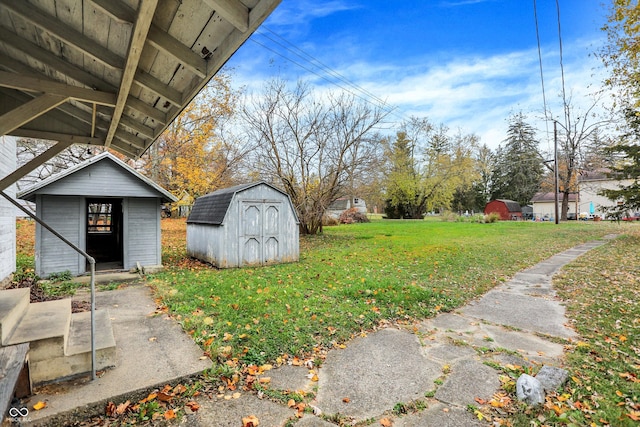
186 182 299 268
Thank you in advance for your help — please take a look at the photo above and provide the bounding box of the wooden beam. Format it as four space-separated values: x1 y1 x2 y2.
0 140 74 192
134 70 183 107
91 0 208 79
0 27 113 92
146 26 207 78
0 72 116 106
118 115 156 138
0 93 68 136
126 97 167 124
11 129 103 145
202 0 249 32
105 0 158 148
2 0 124 70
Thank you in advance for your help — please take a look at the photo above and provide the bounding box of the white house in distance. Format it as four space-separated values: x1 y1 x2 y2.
578 169 634 217
531 192 578 220
531 169 634 220
326 196 367 219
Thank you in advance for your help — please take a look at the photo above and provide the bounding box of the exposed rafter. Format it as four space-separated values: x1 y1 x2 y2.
0 94 68 136
203 0 249 32
0 0 281 162
0 72 116 106
104 0 158 148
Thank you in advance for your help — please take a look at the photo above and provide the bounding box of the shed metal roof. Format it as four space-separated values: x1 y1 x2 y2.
494 199 522 212
187 181 294 225
17 151 177 203
0 0 280 186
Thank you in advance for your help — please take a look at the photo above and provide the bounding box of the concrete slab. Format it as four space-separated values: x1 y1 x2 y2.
179 393 293 427
296 414 337 426
423 342 477 363
267 364 314 392
25 284 211 426
315 328 441 422
481 324 565 359
434 359 500 407
461 290 577 339
0 288 30 344
394 402 484 427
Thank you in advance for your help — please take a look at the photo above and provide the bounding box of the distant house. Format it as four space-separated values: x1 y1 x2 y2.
187 182 299 268
531 192 578 220
326 197 367 219
18 153 176 276
484 199 522 220
578 169 634 218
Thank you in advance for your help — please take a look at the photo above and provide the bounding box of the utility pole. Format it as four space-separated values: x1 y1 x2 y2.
554 121 559 224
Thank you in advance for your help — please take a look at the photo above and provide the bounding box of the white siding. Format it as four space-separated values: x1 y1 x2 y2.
34 160 162 198
187 183 299 268
0 136 16 284
37 195 83 276
125 198 160 269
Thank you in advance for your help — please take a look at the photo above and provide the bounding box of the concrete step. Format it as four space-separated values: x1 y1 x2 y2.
6 299 72 362
30 310 117 384
0 288 30 345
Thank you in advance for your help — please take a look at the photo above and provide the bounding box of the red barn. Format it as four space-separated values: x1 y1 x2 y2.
484 199 522 220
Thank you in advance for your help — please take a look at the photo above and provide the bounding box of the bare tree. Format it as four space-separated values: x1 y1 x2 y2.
16 139 98 192
242 79 388 234
549 95 611 220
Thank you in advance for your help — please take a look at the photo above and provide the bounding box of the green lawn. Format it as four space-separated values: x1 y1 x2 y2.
150 219 620 367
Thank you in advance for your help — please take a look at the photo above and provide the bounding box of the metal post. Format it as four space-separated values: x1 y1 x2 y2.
1 191 97 380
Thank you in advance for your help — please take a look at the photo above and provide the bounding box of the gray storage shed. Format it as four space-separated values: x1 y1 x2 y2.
187 182 299 268
18 152 176 276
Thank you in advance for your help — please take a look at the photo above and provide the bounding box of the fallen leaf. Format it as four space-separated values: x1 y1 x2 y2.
287 399 296 408
343 397 350 403
115 400 130 415
380 418 393 426
233 392 242 399
33 401 47 411
105 402 116 417
242 415 260 427
158 392 173 402
186 401 200 411
164 409 176 420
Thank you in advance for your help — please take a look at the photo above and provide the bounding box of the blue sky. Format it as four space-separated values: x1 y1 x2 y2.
224 0 611 152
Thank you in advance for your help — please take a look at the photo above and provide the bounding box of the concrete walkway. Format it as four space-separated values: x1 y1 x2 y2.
21 237 614 426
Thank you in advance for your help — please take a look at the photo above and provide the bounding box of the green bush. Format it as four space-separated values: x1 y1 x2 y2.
484 212 501 223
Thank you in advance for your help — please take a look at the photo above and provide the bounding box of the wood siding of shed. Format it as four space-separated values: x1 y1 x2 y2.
0 136 16 284
187 184 299 268
124 198 161 269
33 160 164 199
36 195 83 276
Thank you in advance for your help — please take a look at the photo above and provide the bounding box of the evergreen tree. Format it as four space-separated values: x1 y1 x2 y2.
491 113 544 206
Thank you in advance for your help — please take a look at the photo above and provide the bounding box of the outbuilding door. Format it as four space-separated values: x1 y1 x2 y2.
240 201 281 266
86 198 123 270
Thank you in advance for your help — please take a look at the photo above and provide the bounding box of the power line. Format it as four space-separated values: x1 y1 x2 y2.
555 0 570 131
247 29 407 122
533 0 551 151
259 26 391 108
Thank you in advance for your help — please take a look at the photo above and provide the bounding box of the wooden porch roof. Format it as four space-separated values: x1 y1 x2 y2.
0 0 280 179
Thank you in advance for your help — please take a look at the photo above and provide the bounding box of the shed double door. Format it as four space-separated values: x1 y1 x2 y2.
240 201 281 266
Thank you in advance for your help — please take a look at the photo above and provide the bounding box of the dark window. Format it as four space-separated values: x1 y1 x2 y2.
87 203 113 233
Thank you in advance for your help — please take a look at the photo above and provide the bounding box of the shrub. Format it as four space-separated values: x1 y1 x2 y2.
484 212 501 223
322 215 340 226
339 208 370 224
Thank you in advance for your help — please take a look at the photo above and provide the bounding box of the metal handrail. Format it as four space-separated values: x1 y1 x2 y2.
1 191 97 380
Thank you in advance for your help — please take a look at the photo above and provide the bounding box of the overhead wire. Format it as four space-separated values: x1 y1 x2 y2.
533 0 552 152
247 27 407 123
